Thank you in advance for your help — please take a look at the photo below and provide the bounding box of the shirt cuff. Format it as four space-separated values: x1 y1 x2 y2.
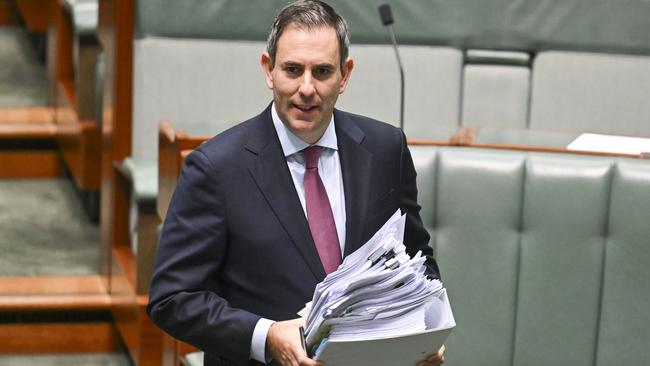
250 317 275 363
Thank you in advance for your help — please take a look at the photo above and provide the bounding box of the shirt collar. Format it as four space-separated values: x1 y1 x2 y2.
271 102 338 157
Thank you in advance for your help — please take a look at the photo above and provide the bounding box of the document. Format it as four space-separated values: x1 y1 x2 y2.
303 210 455 365
567 133 650 156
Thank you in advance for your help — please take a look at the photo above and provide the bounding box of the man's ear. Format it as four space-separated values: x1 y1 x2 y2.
338 58 354 94
260 52 274 90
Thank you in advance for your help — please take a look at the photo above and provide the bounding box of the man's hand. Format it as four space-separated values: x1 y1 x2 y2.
417 345 445 366
267 318 320 366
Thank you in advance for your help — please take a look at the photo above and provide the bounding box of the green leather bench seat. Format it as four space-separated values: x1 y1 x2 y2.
410 146 650 366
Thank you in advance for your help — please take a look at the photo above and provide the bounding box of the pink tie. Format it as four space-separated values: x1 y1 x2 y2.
302 146 342 275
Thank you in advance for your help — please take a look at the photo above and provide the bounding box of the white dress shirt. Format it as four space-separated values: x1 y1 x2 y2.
249 104 347 362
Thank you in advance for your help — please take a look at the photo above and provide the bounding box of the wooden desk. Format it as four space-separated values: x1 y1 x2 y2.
448 127 644 159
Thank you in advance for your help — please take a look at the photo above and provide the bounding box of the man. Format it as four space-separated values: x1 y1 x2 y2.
148 1 444 365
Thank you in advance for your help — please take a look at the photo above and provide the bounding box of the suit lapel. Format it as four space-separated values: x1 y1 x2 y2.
335 110 373 257
245 109 326 281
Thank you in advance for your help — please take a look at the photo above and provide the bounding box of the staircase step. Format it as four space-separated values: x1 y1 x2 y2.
0 276 120 355
0 276 110 312
0 107 53 131
0 107 60 177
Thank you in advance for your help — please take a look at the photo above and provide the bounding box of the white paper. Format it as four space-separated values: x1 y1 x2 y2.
567 133 650 155
304 209 455 365
314 290 455 366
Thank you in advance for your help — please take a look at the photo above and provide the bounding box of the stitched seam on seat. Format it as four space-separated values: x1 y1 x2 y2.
593 160 616 365
510 153 528 366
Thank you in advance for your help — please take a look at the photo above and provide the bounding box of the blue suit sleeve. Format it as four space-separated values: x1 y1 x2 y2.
147 149 260 366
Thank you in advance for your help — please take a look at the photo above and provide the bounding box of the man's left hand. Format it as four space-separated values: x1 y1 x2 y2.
417 345 445 366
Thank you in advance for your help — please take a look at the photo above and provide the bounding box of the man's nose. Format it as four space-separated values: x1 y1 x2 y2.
298 72 315 98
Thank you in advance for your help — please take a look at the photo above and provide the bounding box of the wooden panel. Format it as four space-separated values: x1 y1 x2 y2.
76 42 101 119
0 107 61 180
157 122 179 221
157 122 211 220
162 333 198 366
135 208 159 294
79 119 102 188
0 106 55 142
110 246 164 366
111 245 136 296
0 125 57 139
112 295 164 366
0 275 110 312
0 107 52 125
0 150 61 178
0 295 111 312
58 116 101 189
0 0 17 25
56 72 101 190
53 0 74 85
0 323 120 354
444 127 643 158
57 79 77 114
410 135 643 159
98 0 133 292
0 275 105 296
15 0 51 32
97 1 165 365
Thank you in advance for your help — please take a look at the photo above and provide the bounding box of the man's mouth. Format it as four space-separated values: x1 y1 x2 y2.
292 103 319 112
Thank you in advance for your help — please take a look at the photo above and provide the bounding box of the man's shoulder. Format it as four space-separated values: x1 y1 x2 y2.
336 109 397 132
197 109 269 154
335 109 403 146
187 108 272 169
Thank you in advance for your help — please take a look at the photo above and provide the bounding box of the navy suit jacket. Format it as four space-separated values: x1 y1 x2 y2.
147 105 439 366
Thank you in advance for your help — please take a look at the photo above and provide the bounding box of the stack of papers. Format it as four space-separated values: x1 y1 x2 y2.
302 210 455 365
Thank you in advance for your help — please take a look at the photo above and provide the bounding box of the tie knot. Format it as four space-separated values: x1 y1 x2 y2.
302 146 322 169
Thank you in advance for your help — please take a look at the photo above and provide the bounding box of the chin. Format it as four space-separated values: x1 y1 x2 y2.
288 118 318 130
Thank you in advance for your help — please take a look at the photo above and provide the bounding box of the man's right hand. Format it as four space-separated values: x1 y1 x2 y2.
266 318 321 366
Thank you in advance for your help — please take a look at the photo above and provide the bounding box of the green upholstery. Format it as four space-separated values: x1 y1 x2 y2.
598 161 650 364
410 146 650 366
63 0 97 38
119 158 158 204
529 51 650 138
136 0 650 56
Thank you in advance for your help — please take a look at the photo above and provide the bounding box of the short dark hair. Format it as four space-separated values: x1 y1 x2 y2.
266 0 350 70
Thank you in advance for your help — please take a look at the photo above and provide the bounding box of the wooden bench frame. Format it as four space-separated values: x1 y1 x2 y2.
97 1 165 365
47 0 102 218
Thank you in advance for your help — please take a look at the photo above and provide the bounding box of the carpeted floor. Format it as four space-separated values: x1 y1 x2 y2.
0 353 132 366
0 179 100 276
0 26 47 107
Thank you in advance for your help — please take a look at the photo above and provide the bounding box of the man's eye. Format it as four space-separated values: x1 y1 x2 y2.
284 66 300 75
314 68 332 77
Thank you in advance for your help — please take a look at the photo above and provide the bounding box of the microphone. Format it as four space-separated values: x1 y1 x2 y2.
378 4 405 130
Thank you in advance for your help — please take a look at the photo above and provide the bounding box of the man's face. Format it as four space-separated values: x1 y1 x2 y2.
261 24 353 144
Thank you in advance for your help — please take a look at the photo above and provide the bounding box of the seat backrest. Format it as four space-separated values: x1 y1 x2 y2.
460 50 531 130
339 45 462 140
132 40 464 163
131 38 269 162
529 51 650 137
410 145 650 366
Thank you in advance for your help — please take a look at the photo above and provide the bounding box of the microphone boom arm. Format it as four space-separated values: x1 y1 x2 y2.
386 23 405 130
